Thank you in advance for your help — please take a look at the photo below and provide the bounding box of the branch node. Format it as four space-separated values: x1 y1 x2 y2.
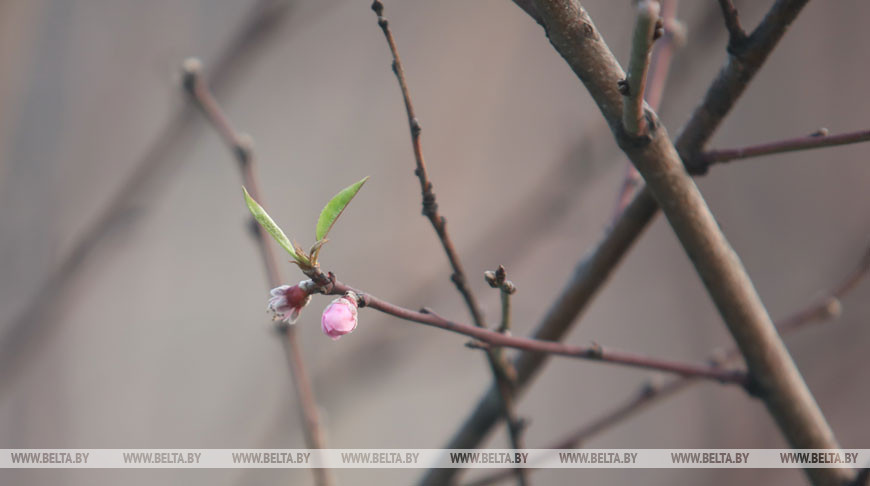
370 0 384 16
180 57 203 94
421 192 438 217
313 271 336 295
717 0 749 55
587 341 604 359
653 18 664 41
822 297 842 320
617 79 630 96
357 293 370 309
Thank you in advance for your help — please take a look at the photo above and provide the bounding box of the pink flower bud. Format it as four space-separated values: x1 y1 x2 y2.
268 280 314 324
321 292 359 340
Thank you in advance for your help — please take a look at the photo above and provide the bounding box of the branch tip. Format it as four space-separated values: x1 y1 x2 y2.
617 79 630 96
180 57 203 94
371 0 383 16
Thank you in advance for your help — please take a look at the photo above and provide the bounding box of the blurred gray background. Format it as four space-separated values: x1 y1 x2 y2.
0 0 868 485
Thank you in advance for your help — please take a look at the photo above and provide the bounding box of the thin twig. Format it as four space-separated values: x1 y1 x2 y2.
484 266 526 485
694 127 870 171
370 2 485 329
317 275 747 384
717 0 748 52
532 2 847 485
466 244 870 486
484 266 518 335
371 3 528 483
612 0 679 220
620 0 660 136
182 60 332 486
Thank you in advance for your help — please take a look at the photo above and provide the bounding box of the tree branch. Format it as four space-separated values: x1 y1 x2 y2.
613 0 679 220
620 0 660 136
182 59 332 486
371 4 526 482
695 127 870 170
370 0 487 331
316 275 747 384
527 2 848 485
717 0 748 53
466 243 870 486
482 266 526 484
677 0 812 168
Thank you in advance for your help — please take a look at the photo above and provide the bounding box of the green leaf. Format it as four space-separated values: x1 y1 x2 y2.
315 176 369 241
243 187 297 260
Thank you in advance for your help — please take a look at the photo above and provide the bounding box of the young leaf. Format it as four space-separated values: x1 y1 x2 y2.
242 187 297 260
315 176 369 241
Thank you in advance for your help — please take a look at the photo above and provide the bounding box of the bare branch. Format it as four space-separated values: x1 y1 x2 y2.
484 265 518 335
370 0 486 332
694 127 870 171
182 60 332 486
466 243 870 486
370 4 525 481
318 276 748 384
620 0 660 136
484 266 526 485
676 0 812 166
612 0 679 220
717 0 748 52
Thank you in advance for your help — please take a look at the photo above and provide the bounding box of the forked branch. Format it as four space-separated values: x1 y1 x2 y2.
466 244 870 486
